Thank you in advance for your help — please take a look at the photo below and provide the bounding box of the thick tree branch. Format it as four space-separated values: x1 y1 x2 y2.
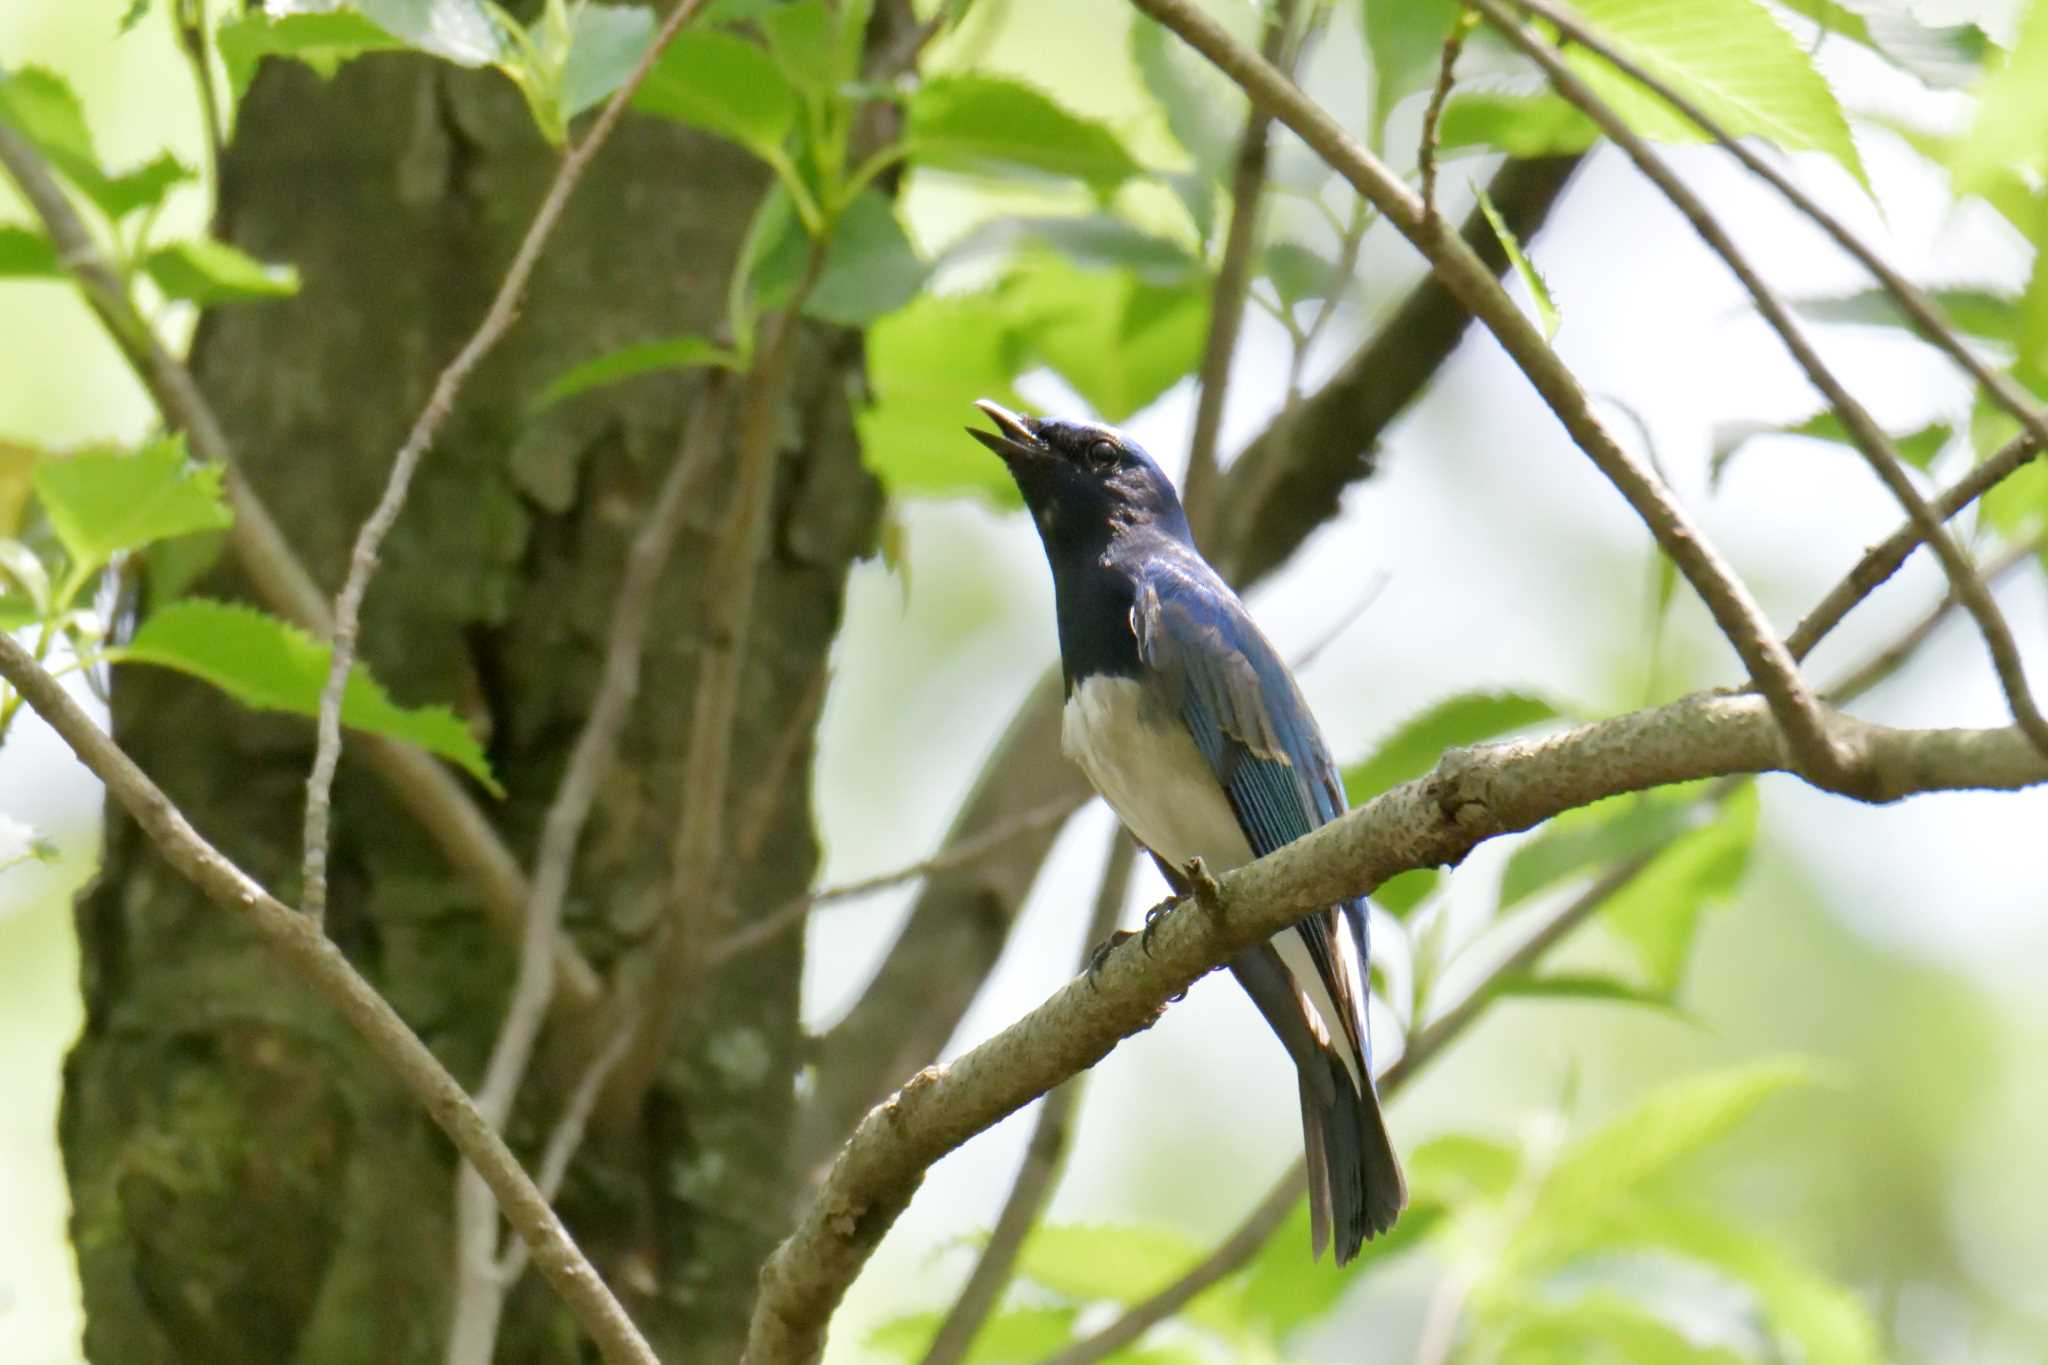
0 116 603 1008
1128 0 1853 791
917 835 1137 1365
447 388 723 1365
303 0 713 921
0 634 657 1365
1473 0 2048 762
747 684 2048 1361
1787 433 2041 660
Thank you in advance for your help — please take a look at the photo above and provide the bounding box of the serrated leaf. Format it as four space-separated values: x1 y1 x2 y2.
141 239 300 304
1954 0 2048 191
1788 286 2017 341
1017 1223 1208 1305
940 215 1203 288
1475 182 1559 339
215 12 404 96
32 437 233 583
631 29 798 158
1239 1197 1441 1334
1130 14 1241 178
113 599 499 791
1500 791 1709 909
856 289 1028 504
1438 90 1601 157
1509 1057 1814 1270
0 67 193 220
1343 691 1559 805
358 0 502 64
1564 0 1870 191
1006 257 1207 423
559 4 656 120
0 225 59 279
1361 0 1461 150
1603 783 1757 992
1776 0 1989 88
907 75 1143 197
864 1305 1078 1363
531 335 739 411
1710 409 1952 485
804 189 930 327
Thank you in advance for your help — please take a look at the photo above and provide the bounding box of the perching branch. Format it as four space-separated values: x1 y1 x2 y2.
748 684 2048 1360
917 835 1138 1365
301 0 714 923
0 633 658 1365
446 387 725 1365
0 115 603 1009
1472 0 2048 763
1126 0 1853 792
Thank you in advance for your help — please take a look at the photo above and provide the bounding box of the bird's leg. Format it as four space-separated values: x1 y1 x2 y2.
1137 892 1180 955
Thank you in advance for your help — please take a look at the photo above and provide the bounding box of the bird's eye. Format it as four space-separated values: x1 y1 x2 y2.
1086 439 1119 471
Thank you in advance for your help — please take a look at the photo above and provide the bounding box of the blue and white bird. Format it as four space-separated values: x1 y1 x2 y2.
969 400 1405 1261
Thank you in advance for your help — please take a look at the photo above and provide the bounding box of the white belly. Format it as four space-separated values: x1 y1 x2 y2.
1063 675 1370 1092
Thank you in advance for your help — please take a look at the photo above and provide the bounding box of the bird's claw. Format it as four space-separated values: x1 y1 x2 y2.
1085 929 1137 990
1138 894 1178 955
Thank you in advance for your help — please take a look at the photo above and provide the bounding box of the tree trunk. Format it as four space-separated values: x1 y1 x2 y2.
60 53 877 1364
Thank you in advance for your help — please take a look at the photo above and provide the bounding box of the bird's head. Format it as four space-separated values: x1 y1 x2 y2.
967 400 1191 551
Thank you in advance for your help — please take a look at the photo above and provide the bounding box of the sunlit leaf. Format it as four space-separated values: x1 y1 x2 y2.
1775 0 1989 88
1361 0 1461 150
531 335 741 412
857 289 1028 504
1408 1131 1522 1204
758 0 842 93
0 225 60 279
1493 971 1689 1019
1788 285 2017 341
632 29 798 158
356 0 502 64
907 75 1143 197
1564 0 1870 191
1499 790 1709 909
1475 182 1559 339
216 12 404 96
1006 257 1208 422
0 66 194 220
141 239 301 304
1017 1223 1207 1305
1498 1290 1748 1363
1239 1196 1441 1334
1438 91 1601 158
863 1305 1081 1362
1603 783 1757 992
559 3 656 120
1343 691 1559 805
1954 0 2048 191
113 599 499 792
941 215 1203 288
804 190 930 327
0 441 38 539
1130 13 1240 177
32 437 233 583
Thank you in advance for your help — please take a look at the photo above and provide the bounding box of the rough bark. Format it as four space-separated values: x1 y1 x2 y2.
59 53 877 1365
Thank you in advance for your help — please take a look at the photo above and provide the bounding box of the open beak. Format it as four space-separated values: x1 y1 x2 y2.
967 398 1042 464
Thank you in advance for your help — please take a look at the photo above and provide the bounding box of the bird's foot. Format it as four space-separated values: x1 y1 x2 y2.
1138 894 1179 955
1085 929 1137 990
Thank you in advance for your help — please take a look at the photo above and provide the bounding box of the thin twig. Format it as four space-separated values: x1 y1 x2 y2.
301 0 713 924
1503 0 2048 466
172 0 225 198
1474 0 2048 762
1289 193 1373 400
1290 568 1391 674
1181 0 1296 529
446 388 724 1365
0 105 604 1008
918 835 1138 1365
1125 0 1855 792
0 633 657 1365
1418 9 1476 220
1825 537 2042 701
1787 433 2041 660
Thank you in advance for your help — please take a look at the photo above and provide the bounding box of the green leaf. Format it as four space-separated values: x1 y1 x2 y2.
1509 1056 1814 1270
114 599 499 792
1239 1197 1442 1335
856 289 1029 504
1711 409 1952 485
1361 0 1461 151
215 12 405 96
0 67 194 220
0 813 61 873
1475 182 1559 340
141 239 300 304
1006 258 1208 423
358 0 502 64
941 215 1203 288
1774 0 1989 89
1017 1223 1207 1305
1493 971 1689 1018
1788 285 2017 341
1954 0 2048 192
560 4 656 120
1500 790 1709 909
1438 91 1601 158
1564 0 1870 191
1603 783 1757 992
864 1306 1078 1363
1497 1291 1749 1364
1130 14 1241 179
0 225 60 279
804 189 930 327
32 437 233 585
1260 240 1346 307
531 335 740 412
907 75 1143 197
1343 691 1559 805
631 29 798 159
759 0 841 93
1373 866 1438 917
1408 1132 1522 1204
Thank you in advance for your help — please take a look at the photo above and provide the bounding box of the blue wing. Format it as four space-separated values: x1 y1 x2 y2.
1129 562 1370 1059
